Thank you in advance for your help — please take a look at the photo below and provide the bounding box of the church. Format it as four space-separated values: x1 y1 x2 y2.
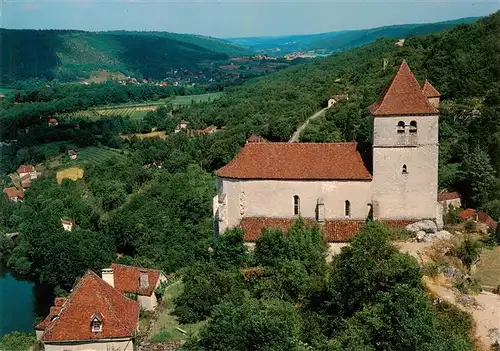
213 60 442 242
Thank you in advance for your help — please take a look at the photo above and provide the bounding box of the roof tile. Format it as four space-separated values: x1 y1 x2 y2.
369 60 437 116
438 191 461 201
110 264 161 296
40 270 139 342
422 79 441 98
216 142 371 180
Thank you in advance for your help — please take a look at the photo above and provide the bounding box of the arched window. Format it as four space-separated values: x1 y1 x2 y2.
397 121 405 133
345 200 351 218
293 195 300 216
409 120 417 133
402 164 408 174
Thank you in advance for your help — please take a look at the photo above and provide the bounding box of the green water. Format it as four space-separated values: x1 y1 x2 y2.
0 265 53 338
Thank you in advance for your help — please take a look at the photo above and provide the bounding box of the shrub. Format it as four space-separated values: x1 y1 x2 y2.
150 330 172 343
464 221 476 232
421 262 440 277
0 331 36 351
453 238 481 272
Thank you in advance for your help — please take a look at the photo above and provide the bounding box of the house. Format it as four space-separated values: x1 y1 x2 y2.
174 120 189 133
67 150 78 160
48 118 59 127
438 191 461 213
101 263 168 311
17 164 38 180
395 39 406 47
198 125 218 135
35 270 139 351
20 174 31 189
459 208 497 232
246 134 265 144
3 187 24 202
60 218 76 232
327 94 349 108
213 60 442 242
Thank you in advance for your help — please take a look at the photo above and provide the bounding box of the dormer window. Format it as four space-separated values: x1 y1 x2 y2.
409 121 417 133
90 313 102 333
397 121 405 133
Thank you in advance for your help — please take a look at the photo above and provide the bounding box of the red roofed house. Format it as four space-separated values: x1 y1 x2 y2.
35 270 139 351
60 218 76 232
3 187 24 202
48 118 59 127
174 120 189 133
20 174 31 189
214 60 442 242
438 190 462 214
17 164 38 180
459 208 497 233
101 264 168 311
328 94 349 108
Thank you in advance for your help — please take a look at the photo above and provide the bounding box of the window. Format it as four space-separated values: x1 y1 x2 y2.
402 164 408 174
345 200 351 218
90 314 102 333
293 195 300 216
397 121 405 133
409 121 417 133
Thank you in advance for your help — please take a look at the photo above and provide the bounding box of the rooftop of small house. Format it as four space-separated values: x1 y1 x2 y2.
3 187 24 199
109 263 161 296
438 191 461 201
16 164 35 174
36 270 139 342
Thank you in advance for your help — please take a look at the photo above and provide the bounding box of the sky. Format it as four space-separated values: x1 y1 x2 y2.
0 0 498 38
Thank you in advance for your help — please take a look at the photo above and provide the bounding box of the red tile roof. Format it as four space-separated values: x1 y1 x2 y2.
40 270 139 342
3 187 24 199
216 142 371 180
16 164 35 174
369 60 437 116
48 118 58 123
459 208 476 220
477 210 498 230
438 191 461 201
422 79 441 98
110 263 161 297
240 217 417 242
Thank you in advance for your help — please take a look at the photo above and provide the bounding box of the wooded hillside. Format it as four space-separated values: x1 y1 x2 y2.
0 29 250 84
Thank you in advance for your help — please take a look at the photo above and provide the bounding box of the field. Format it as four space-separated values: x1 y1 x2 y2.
76 146 127 164
149 280 205 342
120 131 167 140
475 246 500 288
56 92 223 121
56 167 84 184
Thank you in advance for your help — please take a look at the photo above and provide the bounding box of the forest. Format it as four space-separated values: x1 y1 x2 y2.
0 10 499 350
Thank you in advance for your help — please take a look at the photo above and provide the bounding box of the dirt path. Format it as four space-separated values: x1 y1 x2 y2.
425 279 500 350
289 107 328 142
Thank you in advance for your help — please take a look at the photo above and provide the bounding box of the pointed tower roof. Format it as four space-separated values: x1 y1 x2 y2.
369 60 437 116
422 79 441 98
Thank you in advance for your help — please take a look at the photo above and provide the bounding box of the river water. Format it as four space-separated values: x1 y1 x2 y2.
0 264 53 338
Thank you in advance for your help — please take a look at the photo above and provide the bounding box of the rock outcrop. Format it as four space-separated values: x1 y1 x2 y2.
405 220 451 242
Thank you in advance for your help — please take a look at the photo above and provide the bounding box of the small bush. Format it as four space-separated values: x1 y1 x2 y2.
421 262 439 277
140 308 153 319
150 330 172 343
453 238 481 272
464 221 476 232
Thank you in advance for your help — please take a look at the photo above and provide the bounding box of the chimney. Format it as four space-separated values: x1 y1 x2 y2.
101 268 114 288
139 270 149 289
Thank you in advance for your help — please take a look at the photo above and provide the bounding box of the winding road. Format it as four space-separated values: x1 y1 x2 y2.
289 107 328 143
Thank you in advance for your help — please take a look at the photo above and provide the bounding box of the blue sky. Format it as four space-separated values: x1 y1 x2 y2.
1 0 498 38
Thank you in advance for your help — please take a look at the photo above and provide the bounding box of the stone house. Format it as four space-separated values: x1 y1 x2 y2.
174 120 189 133
16 164 38 180
35 270 139 351
438 191 461 214
214 60 442 242
327 94 349 108
101 263 168 311
48 118 59 127
68 150 78 160
3 187 24 202
459 208 497 232
60 218 76 232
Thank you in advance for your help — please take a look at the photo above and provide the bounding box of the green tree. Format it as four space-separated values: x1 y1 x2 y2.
0 331 36 351
454 238 481 272
213 227 249 268
198 297 302 351
461 146 496 206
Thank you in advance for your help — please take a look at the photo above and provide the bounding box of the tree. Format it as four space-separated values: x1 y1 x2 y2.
454 238 481 272
173 263 244 323
0 331 36 351
197 297 302 351
213 227 249 268
461 146 496 206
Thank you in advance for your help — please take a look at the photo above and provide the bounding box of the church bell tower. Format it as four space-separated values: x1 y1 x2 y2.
370 61 440 222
